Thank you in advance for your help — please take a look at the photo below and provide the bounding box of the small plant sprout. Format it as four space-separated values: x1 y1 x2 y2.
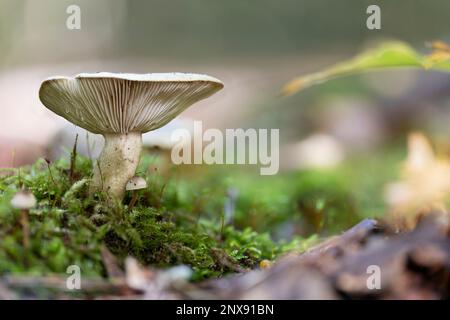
39 72 223 200
126 176 147 209
224 187 238 225
11 190 37 250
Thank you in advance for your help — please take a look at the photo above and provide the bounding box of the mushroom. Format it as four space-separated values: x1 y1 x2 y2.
11 190 37 250
126 176 147 209
39 72 223 200
11 189 37 210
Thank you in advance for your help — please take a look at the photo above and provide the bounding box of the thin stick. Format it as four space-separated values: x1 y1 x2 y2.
18 168 22 188
96 160 104 190
20 209 30 266
220 212 225 241
45 159 57 187
69 134 79 182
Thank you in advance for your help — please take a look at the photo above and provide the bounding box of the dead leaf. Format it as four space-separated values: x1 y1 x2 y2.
384 132 450 229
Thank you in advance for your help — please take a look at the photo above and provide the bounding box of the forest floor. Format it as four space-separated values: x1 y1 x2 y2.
0 148 449 299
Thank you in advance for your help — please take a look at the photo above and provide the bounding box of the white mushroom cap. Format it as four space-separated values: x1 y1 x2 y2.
126 176 148 191
11 190 37 210
39 72 223 135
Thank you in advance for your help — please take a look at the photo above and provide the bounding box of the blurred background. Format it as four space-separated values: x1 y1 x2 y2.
1 0 449 235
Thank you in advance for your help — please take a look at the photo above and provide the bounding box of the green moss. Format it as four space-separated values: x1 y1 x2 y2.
0 144 400 280
0 154 312 280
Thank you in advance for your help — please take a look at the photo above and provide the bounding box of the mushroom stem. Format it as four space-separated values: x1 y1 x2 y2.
91 132 142 200
20 209 30 250
129 191 138 210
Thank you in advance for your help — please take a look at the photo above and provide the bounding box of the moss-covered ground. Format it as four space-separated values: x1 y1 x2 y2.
0 146 402 281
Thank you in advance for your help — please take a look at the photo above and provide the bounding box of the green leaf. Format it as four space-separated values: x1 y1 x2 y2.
282 41 450 96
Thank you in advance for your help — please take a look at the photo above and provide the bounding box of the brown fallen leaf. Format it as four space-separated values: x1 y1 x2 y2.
384 132 450 229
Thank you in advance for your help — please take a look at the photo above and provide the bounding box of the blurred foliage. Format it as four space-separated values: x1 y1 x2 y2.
283 41 450 95
1 0 450 63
